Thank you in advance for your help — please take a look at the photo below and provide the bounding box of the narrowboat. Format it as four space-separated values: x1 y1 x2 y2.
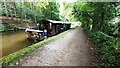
25 19 71 41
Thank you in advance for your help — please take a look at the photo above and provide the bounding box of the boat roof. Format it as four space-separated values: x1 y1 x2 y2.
41 19 79 24
47 20 71 24
26 29 43 32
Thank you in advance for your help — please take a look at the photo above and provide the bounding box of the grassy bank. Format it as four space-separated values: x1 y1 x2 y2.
84 29 120 67
0 27 76 67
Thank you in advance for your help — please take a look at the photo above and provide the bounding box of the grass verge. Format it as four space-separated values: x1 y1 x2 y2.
0 27 76 67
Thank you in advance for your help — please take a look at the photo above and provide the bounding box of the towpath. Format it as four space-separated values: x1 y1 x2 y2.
9 27 98 66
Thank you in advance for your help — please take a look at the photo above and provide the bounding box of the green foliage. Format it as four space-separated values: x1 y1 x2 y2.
0 23 4 31
72 2 120 34
1 1 62 32
2 1 61 24
62 2 76 21
40 2 60 21
72 1 120 67
79 2 95 12
88 31 120 67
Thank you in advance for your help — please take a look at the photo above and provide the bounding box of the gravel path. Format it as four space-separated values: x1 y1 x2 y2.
9 27 98 66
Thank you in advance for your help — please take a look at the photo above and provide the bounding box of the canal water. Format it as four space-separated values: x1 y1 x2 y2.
0 30 34 58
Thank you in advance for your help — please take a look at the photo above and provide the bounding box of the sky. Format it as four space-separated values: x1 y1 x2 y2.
61 0 77 3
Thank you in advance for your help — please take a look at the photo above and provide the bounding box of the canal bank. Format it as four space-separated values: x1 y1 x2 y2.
0 27 75 67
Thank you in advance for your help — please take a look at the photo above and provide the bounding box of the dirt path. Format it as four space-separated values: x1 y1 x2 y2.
9 27 97 66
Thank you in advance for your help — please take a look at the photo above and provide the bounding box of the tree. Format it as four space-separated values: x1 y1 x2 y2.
41 2 60 21
1 1 61 24
72 2 120 34
62 2 75 21
3 2 8 18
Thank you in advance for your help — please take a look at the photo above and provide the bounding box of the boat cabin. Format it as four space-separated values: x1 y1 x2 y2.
38 20 71 36
25 29 44 41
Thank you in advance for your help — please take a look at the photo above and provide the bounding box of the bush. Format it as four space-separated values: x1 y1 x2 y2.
86 30 120 67
0 23 5 31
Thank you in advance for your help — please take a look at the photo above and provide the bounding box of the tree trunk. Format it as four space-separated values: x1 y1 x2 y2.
34 0 37 24
13 1 17 23
99 4 105 31
30 1 37 25
21 0 24 23
10 2 14 20
4 2 8 19
92 20 97 31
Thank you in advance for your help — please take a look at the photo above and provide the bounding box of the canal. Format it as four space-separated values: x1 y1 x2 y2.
0 30 34 58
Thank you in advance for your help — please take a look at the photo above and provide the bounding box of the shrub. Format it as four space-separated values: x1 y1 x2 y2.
86 30 120 67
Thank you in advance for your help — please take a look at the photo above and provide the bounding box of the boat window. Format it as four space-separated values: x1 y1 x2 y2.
50 23 52 29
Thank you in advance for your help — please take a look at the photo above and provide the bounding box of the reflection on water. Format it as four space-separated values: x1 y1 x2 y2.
0 31 33 58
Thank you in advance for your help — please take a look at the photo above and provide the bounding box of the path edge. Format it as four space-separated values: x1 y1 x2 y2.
0 27 77 67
